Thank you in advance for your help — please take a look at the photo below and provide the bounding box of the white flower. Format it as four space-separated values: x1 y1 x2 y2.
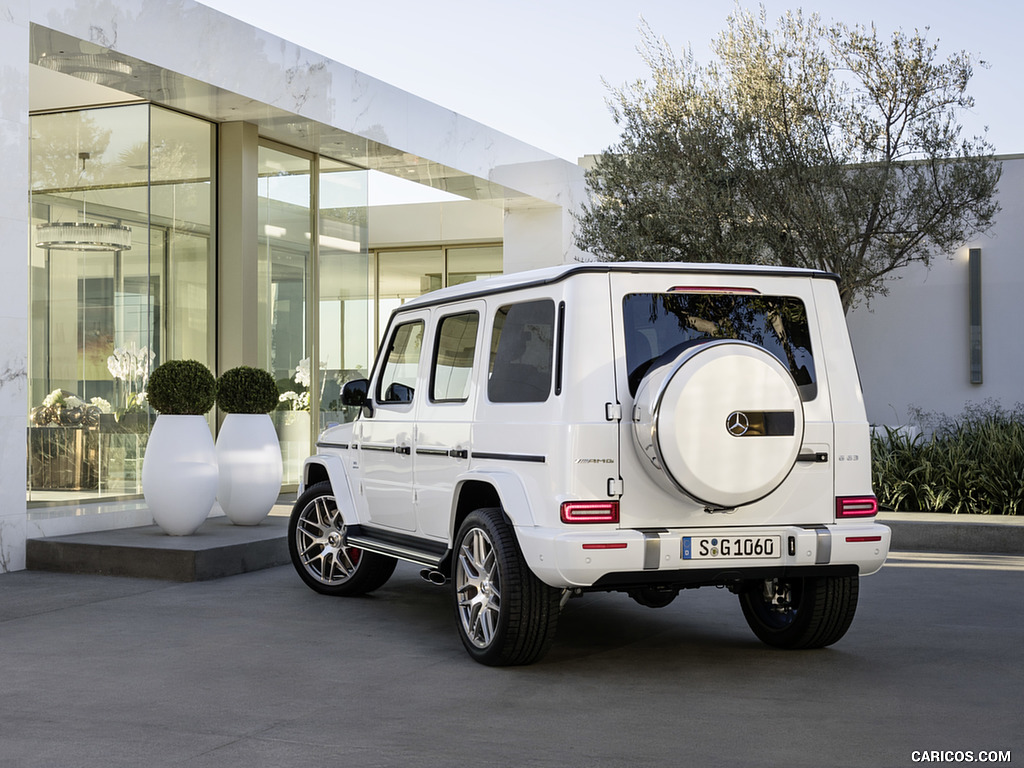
107 341 155 383
90 397 113 414
293 357 327 388
278 390 309 411
294 358 312 388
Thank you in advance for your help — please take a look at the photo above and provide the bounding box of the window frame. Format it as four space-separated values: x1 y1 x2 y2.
486 298 557 404
375 318 425 406
429 310 480 404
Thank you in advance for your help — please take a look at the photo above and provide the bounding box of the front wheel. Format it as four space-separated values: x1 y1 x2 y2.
288 481 396 596
739 574 859 649
452 508 561 666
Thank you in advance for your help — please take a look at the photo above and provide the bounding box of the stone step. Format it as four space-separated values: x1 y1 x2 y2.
27 515 290 582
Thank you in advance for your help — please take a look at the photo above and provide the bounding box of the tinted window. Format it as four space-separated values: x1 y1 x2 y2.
488 300 555 403
377 320 423 403
431 312 479 402
623 293 817 400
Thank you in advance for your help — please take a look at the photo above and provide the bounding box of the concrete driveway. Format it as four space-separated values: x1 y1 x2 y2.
1 552 1020 767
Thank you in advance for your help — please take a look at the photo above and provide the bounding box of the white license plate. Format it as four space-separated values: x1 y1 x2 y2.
682 536 781 560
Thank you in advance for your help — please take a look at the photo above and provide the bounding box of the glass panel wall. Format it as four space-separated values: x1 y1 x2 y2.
318 157 370 430
28 104 214 504
447 244 503 286
376 248 444 333
258 144 313 484
370 244 503 344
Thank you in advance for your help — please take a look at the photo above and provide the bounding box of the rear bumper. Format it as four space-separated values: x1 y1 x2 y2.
516 522 891 589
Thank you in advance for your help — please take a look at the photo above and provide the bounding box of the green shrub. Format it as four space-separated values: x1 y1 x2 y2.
216 366 280 414
147 360 216 415
872 401 1024 515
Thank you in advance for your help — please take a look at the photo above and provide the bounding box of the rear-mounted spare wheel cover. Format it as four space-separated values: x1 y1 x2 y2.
632 340 804 508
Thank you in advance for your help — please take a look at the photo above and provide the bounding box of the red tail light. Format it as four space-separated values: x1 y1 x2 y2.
561 501 620 524
836 496 878 519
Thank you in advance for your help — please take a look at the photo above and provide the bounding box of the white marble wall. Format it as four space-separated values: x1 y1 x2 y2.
0 0 29 572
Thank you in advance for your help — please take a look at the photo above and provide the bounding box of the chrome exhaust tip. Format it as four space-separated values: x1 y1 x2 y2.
418 568 449 586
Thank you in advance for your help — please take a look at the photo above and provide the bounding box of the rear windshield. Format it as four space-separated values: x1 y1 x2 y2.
623 293 817 400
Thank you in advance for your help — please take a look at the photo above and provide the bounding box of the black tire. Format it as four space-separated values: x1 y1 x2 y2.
288 481 396 596
739 575 859 649
452 508 561 666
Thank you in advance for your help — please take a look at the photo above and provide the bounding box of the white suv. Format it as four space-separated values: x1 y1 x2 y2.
288 263 890 665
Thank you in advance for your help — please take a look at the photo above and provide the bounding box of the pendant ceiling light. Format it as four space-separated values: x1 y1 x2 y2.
35 151 132 252
35 221 132 252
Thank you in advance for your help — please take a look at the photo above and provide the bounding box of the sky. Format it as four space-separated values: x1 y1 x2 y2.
198 0 1024 163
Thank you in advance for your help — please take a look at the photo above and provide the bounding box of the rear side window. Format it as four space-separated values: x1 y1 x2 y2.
488 300 555 403
377 320 424 404
623 293 817 400
431 312 479 402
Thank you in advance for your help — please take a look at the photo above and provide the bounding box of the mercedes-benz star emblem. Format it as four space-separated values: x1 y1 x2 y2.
726 411 750 436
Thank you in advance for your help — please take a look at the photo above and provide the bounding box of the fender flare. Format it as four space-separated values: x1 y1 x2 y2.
452 468 537 531
301 454 360 527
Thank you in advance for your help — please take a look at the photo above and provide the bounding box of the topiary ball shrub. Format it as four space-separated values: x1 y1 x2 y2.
147 359 217 415
216 366 280 414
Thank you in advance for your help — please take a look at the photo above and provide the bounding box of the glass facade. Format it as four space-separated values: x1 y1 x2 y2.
28 104 214 502
372 244 502 339
318 157 372 432
27 103 501 507
258 144 314 485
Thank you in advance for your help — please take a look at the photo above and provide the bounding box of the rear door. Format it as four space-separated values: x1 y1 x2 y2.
610 272 835 528
414 302 483 540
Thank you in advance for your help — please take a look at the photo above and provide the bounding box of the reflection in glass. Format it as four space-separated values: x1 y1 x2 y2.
259 145 313 484
28 104 214 503
318 158 370 430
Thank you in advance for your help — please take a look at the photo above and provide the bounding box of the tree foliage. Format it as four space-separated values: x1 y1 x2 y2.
577 7 1002 311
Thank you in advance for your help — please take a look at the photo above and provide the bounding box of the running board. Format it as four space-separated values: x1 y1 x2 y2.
344 525 448 569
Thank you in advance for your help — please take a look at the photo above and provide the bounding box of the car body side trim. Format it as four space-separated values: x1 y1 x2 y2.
472 451 546 464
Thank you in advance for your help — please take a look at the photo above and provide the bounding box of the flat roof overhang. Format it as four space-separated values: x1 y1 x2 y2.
28 1 584 211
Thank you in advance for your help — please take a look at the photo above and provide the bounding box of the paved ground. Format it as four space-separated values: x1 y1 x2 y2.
1 552 1021 768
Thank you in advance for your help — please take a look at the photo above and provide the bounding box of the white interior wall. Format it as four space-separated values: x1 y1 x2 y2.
368 200 503 249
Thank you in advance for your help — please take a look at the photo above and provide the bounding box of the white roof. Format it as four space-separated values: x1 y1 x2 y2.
399 261 837 310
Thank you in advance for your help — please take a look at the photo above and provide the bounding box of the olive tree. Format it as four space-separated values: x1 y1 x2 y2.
577 8 1002 312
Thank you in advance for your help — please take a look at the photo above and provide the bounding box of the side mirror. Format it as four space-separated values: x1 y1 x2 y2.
341 378 373 417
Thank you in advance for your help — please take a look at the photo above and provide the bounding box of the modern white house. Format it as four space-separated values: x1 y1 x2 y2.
846 154 1024 429
1 0 588 571
1 0 1020 574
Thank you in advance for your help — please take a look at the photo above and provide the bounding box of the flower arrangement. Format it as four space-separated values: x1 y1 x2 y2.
30 388 103 427
107 342 154 420
277 357 323 412
278 390 310 411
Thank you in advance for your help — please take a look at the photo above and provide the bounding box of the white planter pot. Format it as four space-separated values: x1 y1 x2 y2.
142 415 218 536
216 413 283 526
